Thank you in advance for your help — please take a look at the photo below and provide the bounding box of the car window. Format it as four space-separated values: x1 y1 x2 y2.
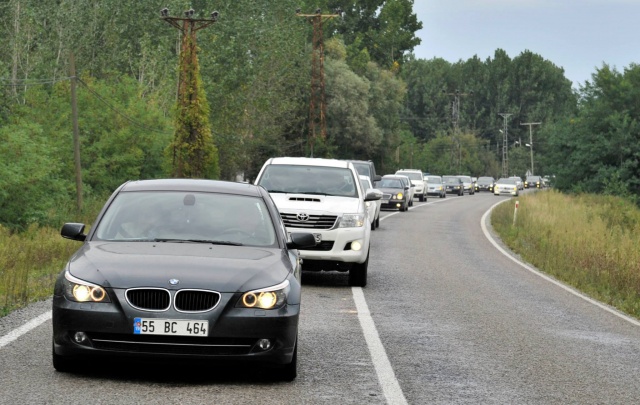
93 191 277 246
258 165 358 198
378 178 402 188
396 171 422 181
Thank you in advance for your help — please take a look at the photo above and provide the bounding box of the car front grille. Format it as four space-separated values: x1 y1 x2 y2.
126 289 171 311
126 289 220 312
175 290 221 312
88 333 256 356
382 193 392 199
300 241 334 251
281 213 338 229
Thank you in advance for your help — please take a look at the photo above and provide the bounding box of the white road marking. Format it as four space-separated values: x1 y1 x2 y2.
0 310 51 349
482 200 640 327
352 287 408 405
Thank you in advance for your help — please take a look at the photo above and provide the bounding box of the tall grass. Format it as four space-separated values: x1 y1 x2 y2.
0 195 105 317
492 189 640 318
0 225 78 316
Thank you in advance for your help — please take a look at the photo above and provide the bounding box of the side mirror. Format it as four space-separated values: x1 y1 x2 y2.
287 232 317 249
61 223 87 241
364 189 382 201
373 175 382 182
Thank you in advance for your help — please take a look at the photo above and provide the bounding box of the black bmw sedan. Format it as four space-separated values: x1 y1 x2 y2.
52 179 315 380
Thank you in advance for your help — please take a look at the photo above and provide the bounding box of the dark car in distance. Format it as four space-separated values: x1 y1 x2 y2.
442 175 464 196
52 179 316 381
475 176 495 192
377 175 411 211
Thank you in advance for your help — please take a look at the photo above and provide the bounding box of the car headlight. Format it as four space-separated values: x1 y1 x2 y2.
394 193 403 200
237 280 289 310
63 271 111 303
340 213 365 228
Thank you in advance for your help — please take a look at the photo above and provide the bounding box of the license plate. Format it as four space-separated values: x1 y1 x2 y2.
289 232 322 243
133 318 208 336
382 199 389 204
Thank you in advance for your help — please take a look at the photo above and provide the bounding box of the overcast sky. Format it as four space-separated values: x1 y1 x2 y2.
411 0 640 89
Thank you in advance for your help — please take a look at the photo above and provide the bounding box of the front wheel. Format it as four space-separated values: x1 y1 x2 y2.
349 250 369 287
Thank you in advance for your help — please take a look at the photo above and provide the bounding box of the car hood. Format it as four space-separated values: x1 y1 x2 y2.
376 187 403 194
268 193 363 214
67 242 289 292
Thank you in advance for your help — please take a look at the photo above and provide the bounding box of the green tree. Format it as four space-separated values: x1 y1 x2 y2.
167 25 219 178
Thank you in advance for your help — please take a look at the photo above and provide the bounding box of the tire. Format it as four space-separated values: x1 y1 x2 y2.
370 220 375 231
349 249 369 287
279 337 298 381
375 215 380 228
419 194 424 202
399 202 406 212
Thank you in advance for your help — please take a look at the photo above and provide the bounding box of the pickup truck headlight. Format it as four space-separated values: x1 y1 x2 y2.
340 213 365 228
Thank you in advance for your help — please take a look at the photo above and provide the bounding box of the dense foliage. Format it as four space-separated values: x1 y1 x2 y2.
1 0 639 230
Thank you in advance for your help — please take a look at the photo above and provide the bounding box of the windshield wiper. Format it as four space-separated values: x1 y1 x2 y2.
153 238 243 246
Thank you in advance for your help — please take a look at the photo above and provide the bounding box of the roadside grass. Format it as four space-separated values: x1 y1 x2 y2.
0 197 103 317
491 189 640 319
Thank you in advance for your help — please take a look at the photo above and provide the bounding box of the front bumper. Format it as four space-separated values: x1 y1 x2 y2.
290 225 369 264
52 291 299 365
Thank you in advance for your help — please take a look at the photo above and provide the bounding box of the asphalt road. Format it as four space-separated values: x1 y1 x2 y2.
2 191 640 404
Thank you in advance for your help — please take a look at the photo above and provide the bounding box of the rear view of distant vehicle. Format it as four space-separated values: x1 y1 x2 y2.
425 175 446 198
395 169 427 202
475 176 495 192
494 178 520 196
442 175 464 196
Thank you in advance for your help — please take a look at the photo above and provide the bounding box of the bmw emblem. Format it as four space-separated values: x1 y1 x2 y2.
297 213 310 222
169 279 179 286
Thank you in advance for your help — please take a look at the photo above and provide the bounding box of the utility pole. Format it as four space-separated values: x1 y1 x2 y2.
520 122 541 176
297 8 341 157
499 113 513 178
161 7 219 178
69 51 83 212
443 89 472 173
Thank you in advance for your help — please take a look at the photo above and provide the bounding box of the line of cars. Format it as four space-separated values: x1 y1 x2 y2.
57 155 552 381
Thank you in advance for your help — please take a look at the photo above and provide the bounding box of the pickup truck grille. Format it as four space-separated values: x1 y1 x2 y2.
281 213 338 229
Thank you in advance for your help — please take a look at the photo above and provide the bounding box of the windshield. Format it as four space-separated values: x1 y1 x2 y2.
258 164 358 198
497 178 517 184
443 176 460 184
93 191 277 247
397 171 423 181
351 162 371 178
477 177 494 185
425 177 442 184
377 178 403 188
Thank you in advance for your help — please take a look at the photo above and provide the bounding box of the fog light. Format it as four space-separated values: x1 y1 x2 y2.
351 240 362 251
396 203 401 208
257 339 272 351
74 332 88 344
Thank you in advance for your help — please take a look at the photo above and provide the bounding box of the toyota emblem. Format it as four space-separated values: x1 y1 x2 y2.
297 213 310 221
